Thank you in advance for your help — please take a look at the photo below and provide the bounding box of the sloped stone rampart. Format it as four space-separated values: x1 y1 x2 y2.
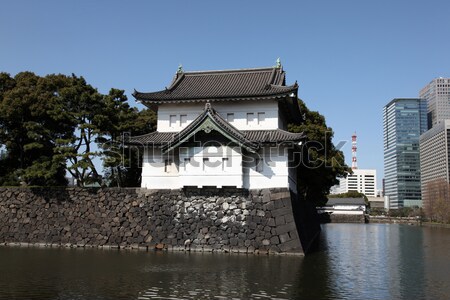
0 187 303 255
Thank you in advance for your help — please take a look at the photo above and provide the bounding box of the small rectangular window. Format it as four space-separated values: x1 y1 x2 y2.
169 115 177 127
257 112 265 124
222 157 229 171
227 113 234 122
246 113 254 125
180 114 187 126
183 157 190 171
255 158 263 172
164 159 172 173
203 157 209 171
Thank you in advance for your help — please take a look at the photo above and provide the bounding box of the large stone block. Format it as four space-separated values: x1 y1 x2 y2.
275 216 286 226
271 207 292 218
270 191 290 201
279 239 301 252
275 222 297 235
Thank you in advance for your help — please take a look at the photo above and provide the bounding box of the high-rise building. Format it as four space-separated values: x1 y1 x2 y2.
419 77 450 129
383 98 427 208
333 169 377 197
419 119 450 208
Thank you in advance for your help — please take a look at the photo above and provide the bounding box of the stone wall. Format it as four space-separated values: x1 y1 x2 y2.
0 187 304 255
319 212 366 223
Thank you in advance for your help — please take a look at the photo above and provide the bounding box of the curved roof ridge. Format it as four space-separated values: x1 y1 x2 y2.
242 129 305 143
267 68 277 86
275 128 305 138
182 66 277 75
166 72 185 91
126 131 159 139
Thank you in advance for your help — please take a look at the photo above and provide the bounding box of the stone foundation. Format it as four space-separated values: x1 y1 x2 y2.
0 187 304 255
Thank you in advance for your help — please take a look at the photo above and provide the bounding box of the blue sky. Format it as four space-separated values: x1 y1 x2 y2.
2 0 450 188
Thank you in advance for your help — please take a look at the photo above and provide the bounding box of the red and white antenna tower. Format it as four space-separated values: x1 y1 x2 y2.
352 132 358 170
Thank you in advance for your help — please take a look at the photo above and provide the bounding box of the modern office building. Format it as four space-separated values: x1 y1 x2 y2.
383 98 427 208
332 169 377 197
419 77 450 129
419 119 450 207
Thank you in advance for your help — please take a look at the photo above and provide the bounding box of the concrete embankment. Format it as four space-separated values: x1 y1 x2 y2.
318 212 366 223
369 216 421 225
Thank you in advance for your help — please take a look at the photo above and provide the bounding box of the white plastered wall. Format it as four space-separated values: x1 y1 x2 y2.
243 145 292 189
179 146 243 188
141 148 181 189
157 100 280 132
141 146 244 189
141 145 295 190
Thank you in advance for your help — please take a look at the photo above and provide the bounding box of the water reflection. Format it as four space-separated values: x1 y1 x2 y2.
317 224 441 300
422 226 450 300
292 246 332 299
0 224 449 299
136 253 302 299
397 225 425 299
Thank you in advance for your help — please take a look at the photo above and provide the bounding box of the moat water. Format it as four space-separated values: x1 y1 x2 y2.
1 224 449 300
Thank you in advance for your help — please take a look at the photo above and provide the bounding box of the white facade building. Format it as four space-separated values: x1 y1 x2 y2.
318 198 366 215
128 65 304 191
420 77 450 129
332 169 377 197
419 119 450 206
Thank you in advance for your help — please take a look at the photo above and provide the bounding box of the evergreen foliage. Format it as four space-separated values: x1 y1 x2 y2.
328 191 369 206
0 71 156 187
328 191 368 200
289 99 351 205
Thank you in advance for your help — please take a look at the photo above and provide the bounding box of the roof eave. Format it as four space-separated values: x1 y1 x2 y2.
136 90 298 104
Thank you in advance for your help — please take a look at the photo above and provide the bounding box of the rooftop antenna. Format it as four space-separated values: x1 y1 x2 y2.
352 132 358 170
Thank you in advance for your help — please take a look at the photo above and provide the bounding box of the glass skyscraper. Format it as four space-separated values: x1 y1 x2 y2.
383 98 427 208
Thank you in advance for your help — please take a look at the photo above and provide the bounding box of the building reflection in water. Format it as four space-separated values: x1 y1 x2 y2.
317 224 428 300
137 252 303 299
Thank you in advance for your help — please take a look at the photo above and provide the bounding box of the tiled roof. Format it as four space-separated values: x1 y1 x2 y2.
133 67 298 103
127 129 304 145
244 130 304 143
126 131 174 144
